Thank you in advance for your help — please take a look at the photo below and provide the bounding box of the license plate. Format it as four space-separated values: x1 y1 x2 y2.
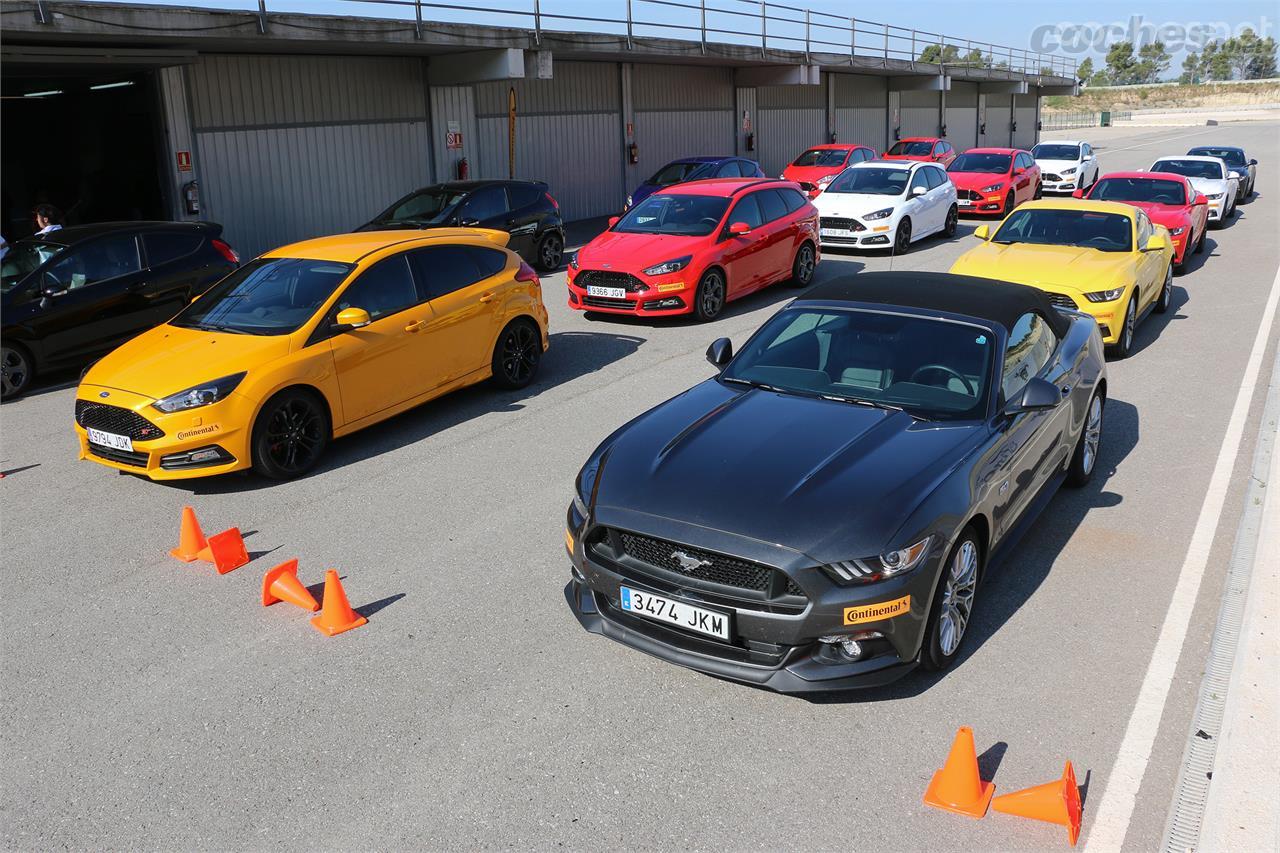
87 427 133 451
620 586 730 641
587 285 626 299
958 199 972 206
820 227 851 237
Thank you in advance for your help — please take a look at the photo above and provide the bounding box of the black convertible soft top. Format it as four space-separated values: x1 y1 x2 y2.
801 272 1071 339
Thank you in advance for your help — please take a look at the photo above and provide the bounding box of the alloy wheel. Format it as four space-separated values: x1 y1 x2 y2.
539 234 563 270
1123 298 1136 352
1158 265 1173 312
500 323 539 384
794 245 815 284
699 271 725 319
1082 394 1103 476
943 205 958 236
1 347 30 398
264 397 324 474
938 540 979 656
894 221 911 254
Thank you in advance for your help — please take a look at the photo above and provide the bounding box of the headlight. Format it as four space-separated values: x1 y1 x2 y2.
575 455 602 512
151 372 246 413
1061 167 1077 175
863 207 894 221
980 183 1004 193
643 255 692 276
624 195 633 209
822 536 933 584
568 251 579 269
817 174 837 187
1168 226 1186 236
1084 288 1125 303
1206 192 1224 200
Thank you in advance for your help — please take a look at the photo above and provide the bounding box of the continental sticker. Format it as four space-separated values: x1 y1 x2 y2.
843 595 911 625
176 423 222 441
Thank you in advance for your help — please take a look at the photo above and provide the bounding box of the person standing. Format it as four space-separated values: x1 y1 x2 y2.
33 204 63 236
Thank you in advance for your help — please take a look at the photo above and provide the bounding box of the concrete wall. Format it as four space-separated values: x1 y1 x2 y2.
631 63 735 197
1013 93 1039 149
899 89 941 139
832 74 888 152
982 94 1013 147
754 83 826 177
945 81 979 152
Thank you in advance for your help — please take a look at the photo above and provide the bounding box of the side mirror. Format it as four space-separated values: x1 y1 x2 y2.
706 337 733 369
1145 233 1170 252
607 216 620 229
334 307 372 330
973 224 991 241
1071 188 1085 199
1249 158 1258 166
910 185 927 197
729 221 751 236
1005 377 1061 415
1194 194 1208 206
1014 166 1026 176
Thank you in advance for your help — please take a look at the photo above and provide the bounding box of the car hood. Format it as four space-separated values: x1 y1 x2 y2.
1181 176 1229 196
814 192 905 218
591 379 985 561
882 153 931 162
577 230 706 270
82 324 292 400
948 171 1010 191
783 164 842 185
1116 201 1191 228
951 242 1132 292
1036 159 1080 174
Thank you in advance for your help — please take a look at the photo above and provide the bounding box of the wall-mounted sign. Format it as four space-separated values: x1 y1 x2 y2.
741 110 752 133
446 120 463 150
176 150 192 172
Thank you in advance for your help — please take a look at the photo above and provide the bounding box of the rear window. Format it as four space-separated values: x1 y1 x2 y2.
507 184 545 209
145 232 205 266
468 246 508 279
756 189 788 222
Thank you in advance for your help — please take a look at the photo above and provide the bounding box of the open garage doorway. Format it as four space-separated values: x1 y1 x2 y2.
1 69 166 239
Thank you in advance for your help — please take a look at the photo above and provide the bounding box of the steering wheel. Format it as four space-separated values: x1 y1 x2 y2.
910 364 976 396
1080 236 1116 248
699 217 720 227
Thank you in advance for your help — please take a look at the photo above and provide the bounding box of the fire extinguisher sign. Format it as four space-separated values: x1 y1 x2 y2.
446 121 463 150
176 150 192 172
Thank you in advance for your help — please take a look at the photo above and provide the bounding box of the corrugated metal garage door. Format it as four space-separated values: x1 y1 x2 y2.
945 82 979 152
633 64 734 191
982 95 1013 147
755 83 826 177
1013 93 1038 149
899 89 941 139
187 54 432 259
832 74 887 152
474 61 622 222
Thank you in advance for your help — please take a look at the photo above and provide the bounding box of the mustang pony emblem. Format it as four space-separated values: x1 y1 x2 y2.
670 551 712 572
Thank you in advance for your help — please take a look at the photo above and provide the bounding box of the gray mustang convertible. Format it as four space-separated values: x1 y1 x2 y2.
565 271 1108 693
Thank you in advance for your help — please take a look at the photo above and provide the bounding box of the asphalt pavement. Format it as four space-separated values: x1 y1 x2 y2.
2 121 1278 851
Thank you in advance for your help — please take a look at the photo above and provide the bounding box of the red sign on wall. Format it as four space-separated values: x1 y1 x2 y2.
176 150 192 172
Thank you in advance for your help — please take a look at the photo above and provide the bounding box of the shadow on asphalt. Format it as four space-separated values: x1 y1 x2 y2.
977 741 1008 782
1128 273 1192 358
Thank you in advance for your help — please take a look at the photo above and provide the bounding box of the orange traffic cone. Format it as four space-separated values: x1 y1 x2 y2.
261 559 320 611
923 726 996 818
992 761 1083 846
310 570 367 636
169 506 208 562
196 527 250 575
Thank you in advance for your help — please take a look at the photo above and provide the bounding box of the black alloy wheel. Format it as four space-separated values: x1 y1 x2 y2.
942 204 958 237
252 389 329 480
789 243 816 287
1 344 33 400
492 319 541 389
694 269 726 322
893 219 912 255
536 232 564 272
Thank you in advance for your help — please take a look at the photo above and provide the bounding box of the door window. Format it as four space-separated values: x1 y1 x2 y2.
506 184 543 210
1135 211 1153 250
923 166 946 190
909 169 931 194
335 255 419 320
756 189 788 223
43 235 140 291
144 232 204 267
468 246 508 279
715 161 739 178
460 186 508 223
727 194 764 229
779 188 808 213
1002 312 1057 401
409 246 485 300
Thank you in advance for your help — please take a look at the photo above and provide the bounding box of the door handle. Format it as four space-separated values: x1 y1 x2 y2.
404 319 426 332
479 291 495 303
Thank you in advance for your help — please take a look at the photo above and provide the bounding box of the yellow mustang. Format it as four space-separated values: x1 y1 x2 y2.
949 199 1174 358
75 229 549 480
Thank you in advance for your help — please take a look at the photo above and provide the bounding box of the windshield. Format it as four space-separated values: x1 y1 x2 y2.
888 141 934 156
792 149 849 168
612 194 730 236
375 187 469 226
1188 147 1245 166
648 161 705 185
1152 159 1222 180
722 307 994 420
826 168 909 196
170 257 354 335
1091 177 1187 205
1 239 66 294
993 208 1132 252
1031 144 1080 160
949 153 1012 174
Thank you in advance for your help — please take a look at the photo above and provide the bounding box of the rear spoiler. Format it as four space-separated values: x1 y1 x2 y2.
472 228 511 248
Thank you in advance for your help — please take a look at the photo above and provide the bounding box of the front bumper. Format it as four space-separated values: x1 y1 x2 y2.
1041 177 1079 193
1038 291 1129 344
956 191 1007 215
563 505 937 694
75 384 252 480
818 216 894 250
566 267 694 316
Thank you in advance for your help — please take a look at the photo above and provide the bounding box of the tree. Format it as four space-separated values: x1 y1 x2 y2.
1134 41 1171 84
1105 41 1138 85
918 44 960 64
1077 57 1094 83
1179 52 1201 84
1202 41 1233 80
961 48 984 67
1199 30 1278 80
1088 69 1112 87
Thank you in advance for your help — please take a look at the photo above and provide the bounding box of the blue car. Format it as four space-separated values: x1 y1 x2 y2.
626 156 765 210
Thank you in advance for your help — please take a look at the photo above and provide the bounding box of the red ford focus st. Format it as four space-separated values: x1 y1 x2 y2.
566 179 820 322
1079 171 1209 271
947 147 1041 216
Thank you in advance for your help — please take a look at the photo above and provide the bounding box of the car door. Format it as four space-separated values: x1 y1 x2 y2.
1133 210 1163 310
719 193 768 295
140 230 212 325
32 233 150 363
924 166 951 233
904 167 932 237
408 244 507 382
501 184 542 262
753 188 795 286
325 253 440 424
1081 144 1097 185
457 184 510 232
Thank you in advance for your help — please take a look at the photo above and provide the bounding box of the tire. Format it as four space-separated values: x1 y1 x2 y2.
892 219 912 255
693 268 726 322
1154 263 1173 314
491 318 542 389
1 343 34 400
1110 296 1137 360
1066 390 1104 487
920 527 983 672
788 242 816 287
1194 225 1206 254
534 231 563 272
1033 181 1043 200
1004 190 1016 214
250 388 330 480
942 204 958 237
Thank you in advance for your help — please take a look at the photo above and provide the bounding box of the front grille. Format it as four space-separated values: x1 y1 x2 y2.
959 189 983 201
75 400 165 441
576 270 647 292
1043 173 1062 182
1044 292 1078 310
610 530 805 599
822 235 860 245
87 444 149 468
583 295 636 310
820 216 864 232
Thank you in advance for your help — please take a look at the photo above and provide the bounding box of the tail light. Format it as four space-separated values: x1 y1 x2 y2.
211 238 240 264
545 192 559 211
515 260 540 285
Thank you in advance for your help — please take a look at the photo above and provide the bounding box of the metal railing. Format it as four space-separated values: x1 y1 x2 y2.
1040 110 1133 130
163 0 1074 79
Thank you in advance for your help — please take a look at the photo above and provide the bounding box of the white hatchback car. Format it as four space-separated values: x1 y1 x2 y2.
814 160 958 254
1148 155 1239 224
1032 140 1100 193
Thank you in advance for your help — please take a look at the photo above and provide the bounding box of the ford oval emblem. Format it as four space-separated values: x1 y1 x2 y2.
98 391 110 398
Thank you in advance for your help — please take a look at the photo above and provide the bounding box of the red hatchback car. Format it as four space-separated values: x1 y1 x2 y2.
782 144 878 197
947 148 1041 215
882 137 957 167
1078 171 1209 271
567 179 819 321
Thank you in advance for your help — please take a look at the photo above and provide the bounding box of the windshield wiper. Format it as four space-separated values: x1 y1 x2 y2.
722 376 787 393
180 321 249 335
821 393 927 421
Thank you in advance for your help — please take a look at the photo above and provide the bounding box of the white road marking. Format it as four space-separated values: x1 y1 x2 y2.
1084 260 1280 850
1096 126 1225 155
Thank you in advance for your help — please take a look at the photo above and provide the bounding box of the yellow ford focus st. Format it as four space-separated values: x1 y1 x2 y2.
74 229 549 480
949 199 1174 358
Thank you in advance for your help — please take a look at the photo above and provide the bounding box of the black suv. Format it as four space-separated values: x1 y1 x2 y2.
1 221 239 399
361 180 566 272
